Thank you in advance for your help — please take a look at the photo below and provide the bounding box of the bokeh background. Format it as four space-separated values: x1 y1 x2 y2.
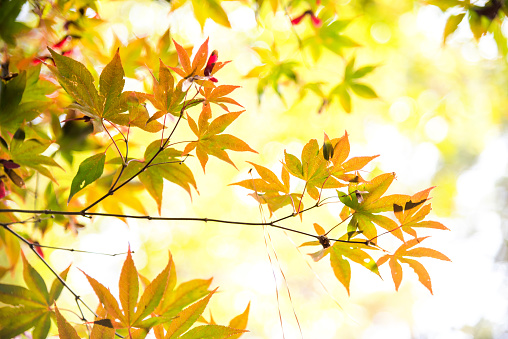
5 0 508 338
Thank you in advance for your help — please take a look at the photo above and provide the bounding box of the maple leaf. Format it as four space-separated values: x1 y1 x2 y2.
303 229 380 295
329 239 380 295
230 162 302 215
9 130 63 183
68 153 105 203
0 254 70 338
227 302 250 339
139 59 200 124
169 39 229 90
329 57 377 113
0 65 58 132
377 237 451 294
283 138 346 200
339 172 408 241
0 0 30 46
190 0 231 30
199 85 243 112
244 44 299 102
393 187 450 238
117 140 197 214
327 132 379 183
55 305 116 339
302 18 359 61
183 110 257 172
47 48 137 132
82 249 172 332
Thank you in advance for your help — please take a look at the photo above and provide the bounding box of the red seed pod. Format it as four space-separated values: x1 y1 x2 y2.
204 50 218 76
0 180 6 200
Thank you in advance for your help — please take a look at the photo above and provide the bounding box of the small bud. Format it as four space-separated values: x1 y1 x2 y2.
323 132 334 161
5 168 25 188
317 235 331 249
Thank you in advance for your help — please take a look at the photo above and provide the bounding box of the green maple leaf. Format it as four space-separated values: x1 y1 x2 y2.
377 237 451 294
118 140 197 214
47 48 153 132
245 45 299 102
0 65 58 132
183 109 257 172
338 172 407 241
0 254 70 339
10 133 63 183
329 57 377 113
0 0 29 45
302 19 358 61
68 153 106 203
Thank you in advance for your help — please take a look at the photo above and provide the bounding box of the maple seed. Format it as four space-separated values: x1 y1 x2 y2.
291 10 322 27
204 50 218 76
0 159 21 169
0 179 6 200
317 235 331 249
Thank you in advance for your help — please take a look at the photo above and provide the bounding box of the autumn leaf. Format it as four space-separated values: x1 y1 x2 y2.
183 110 257 172
199 85 243 112
283 138 345 200
117 140 197 214
156 278 212 317
55 306 80 339
82 250 172 332
190 0 231 30
164 287 218 338
179 325 247 339
393 187 450 238
170 39 229 87
377 237 451 294
47 48 129 132
328 132 379 183
142 59 188 123
328 238 380 295
230 162 301 215
228 302 250 339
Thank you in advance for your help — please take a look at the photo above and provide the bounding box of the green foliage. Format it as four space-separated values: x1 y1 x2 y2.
0 255 70 338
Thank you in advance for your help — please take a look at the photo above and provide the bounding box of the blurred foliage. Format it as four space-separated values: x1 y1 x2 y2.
1 0 508 337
